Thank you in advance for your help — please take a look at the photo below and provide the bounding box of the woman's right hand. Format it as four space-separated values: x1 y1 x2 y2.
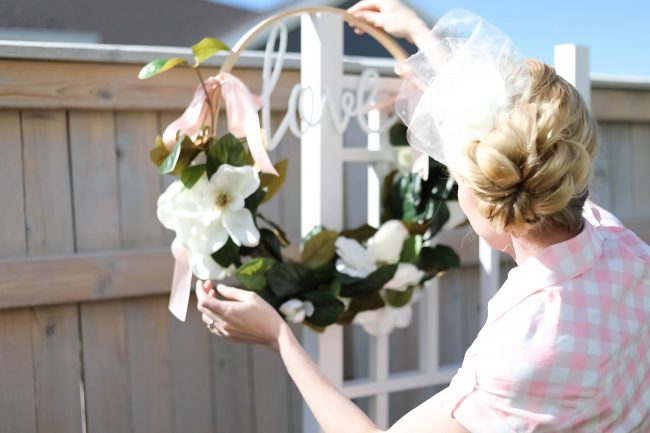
347 0 429 43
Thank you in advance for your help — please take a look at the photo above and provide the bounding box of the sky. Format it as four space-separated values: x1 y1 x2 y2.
411 0 650 77
207 0 649 77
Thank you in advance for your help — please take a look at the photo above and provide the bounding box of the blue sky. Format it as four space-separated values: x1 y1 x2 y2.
412 0 650 77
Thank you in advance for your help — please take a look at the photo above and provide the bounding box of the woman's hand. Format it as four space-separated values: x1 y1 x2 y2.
347 0 429 43
196 280 287 352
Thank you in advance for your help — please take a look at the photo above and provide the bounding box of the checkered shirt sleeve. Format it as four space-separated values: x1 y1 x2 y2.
447 204 650 432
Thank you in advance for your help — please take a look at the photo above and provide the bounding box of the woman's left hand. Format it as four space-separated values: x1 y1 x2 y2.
196 280 286 351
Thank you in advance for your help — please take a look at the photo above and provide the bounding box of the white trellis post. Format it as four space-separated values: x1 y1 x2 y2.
554 44 591 106
300 12 345 433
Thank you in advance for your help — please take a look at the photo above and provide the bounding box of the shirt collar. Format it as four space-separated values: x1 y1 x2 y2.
486 218 604 325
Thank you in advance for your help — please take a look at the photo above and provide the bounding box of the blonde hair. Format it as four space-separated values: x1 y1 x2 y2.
460 59 598 235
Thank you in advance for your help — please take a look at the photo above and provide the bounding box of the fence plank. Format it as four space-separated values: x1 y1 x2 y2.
69 110 133 433
31 305 83 433
169 293 214 433
0 60 298 111
21 108 84 433
116 111 164 248
592 88 650 122
632 123 650 217
22 110 75 256
126 296 173 433
0 110 26 256
81 301 132 433
251 346 291 433
211 340 254 433
0 309 37 433
69 110 121 252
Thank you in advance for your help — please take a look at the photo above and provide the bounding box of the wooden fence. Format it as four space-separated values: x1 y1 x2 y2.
0 45 649 433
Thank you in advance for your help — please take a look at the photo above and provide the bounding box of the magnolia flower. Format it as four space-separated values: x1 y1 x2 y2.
335 219 410 277
384 263 425 292
366 220 409 264
279 299 315 323
353 305 413 336
157 163 261 280
334 237 376 278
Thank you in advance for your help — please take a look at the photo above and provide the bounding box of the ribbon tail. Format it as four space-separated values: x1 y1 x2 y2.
162 81 216 150
168 237 193 322
220 73 278 176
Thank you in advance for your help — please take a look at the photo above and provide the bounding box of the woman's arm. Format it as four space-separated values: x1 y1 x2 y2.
196 281 469 433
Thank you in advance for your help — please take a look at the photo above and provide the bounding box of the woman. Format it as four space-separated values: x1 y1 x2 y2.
196 1 650 431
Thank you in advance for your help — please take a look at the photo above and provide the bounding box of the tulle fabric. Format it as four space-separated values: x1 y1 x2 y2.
395 9 531 169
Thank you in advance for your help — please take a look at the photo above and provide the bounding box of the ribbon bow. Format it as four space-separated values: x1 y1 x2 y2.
165 73 277 321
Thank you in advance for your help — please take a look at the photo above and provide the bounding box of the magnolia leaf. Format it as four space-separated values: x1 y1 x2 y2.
209 133 254 167
338 224 377 243
304 262 336 288
235 258 276 292
159 135 197 175
418 244 460 276
303 292 345 327
327 279 342 297
302 230 338 269
150 136 170 167
384 287 414 307
339 264 398 297
257 213 290 247
245 188 266 216
180 164 206 188
389 122 409 146
400 235 422 264
191 37 230 66
336 292 385 325
212 238 240 268
266 263 310 298
138 58 187 80
259 159 288 204
260 228 282 261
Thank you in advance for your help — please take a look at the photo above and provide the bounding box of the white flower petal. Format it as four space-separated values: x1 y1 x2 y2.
189 252 229 280
367 220 409 264
279 299 307 323
303 301 315 317
353 305 413 336
384 263 425 291
335 237 376 277
211 164 260 200
222 208 260 247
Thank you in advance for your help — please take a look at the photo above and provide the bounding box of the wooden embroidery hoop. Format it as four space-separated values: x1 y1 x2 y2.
218 6 409 75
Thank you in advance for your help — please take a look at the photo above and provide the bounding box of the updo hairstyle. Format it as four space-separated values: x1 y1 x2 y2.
460 59 599 235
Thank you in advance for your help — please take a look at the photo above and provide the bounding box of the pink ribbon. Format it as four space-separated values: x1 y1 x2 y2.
168 237 193 321
162 73 278 176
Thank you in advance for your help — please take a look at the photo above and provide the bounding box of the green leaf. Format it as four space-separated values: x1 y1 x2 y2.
259 159 288 204
235 258 276 292
338 224 377 243
180 164 206 188
327 279 342 297
384 287 414 307
150 136 170 167
209 133 253 167
418 244 460 276
302 230 338 269
159 135 199 176
303 292 345 327
266 263 310 298
245 188 266 216
389 122 409 146
304 261 336 287
340 264 398 297
257 213 290 247
260 228 283 261
211 238 240 268
191 37 230 66
138 58 187 79
336 292 385 325
400 235 422 264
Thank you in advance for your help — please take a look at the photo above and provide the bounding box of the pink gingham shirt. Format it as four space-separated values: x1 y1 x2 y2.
448 204 650 432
